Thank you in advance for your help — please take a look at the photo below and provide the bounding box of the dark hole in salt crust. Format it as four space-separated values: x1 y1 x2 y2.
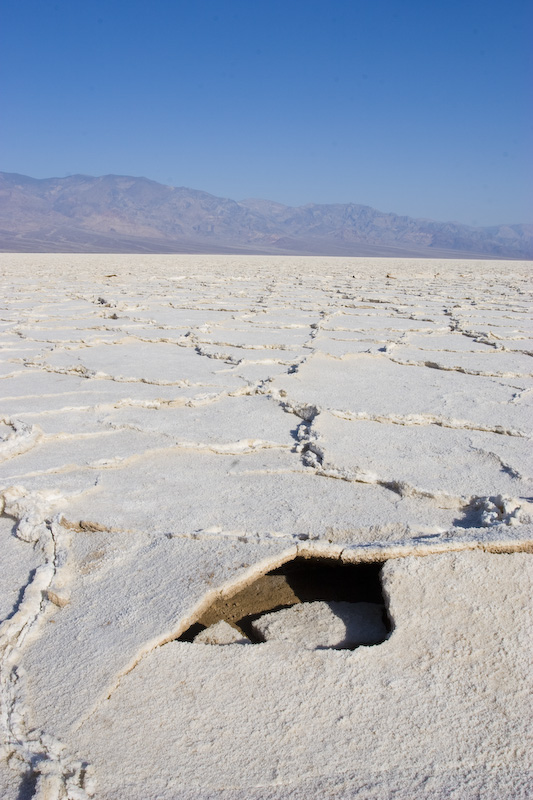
178 558 391 649
16 769 37 800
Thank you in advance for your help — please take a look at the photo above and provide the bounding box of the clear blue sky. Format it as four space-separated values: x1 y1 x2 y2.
2 0 532 225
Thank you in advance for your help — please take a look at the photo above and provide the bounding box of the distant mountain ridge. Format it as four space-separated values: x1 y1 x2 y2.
0 171 531 258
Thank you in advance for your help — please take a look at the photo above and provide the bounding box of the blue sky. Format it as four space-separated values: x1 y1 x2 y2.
2 0 532 225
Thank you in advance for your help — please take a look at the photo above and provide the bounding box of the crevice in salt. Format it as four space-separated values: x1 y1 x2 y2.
14 767 37 800
329 408 528 438
178 556 392 650
0 492 95 798
385 353 527 379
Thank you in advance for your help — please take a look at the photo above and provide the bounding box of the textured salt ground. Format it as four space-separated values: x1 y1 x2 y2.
273 352 533 434
43 340 249 387
0 370 205 415
313 412 533 499
0 254 532 800
306 335 387 358
388 345 533 376
194 325 312 348
65 552 532 800
0 516 40 625
400 332 520 352
49 448 474 535
194 343 302 364
21 536 299 739
0 428 175 481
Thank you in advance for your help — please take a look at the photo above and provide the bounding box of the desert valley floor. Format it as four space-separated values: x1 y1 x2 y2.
0 254 532 799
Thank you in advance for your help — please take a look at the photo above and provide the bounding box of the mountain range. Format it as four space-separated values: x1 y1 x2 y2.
0 171 531 258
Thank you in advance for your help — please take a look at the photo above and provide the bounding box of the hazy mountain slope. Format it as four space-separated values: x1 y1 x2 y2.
0 172 531 257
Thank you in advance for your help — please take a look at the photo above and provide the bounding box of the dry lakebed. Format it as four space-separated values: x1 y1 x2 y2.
0 254 532 799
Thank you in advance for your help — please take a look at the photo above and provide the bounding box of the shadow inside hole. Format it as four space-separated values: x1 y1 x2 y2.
16 769 37 800
178 558 391 649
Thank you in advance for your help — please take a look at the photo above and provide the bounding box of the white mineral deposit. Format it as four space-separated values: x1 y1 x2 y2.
0 254 531 799
250 600 387 648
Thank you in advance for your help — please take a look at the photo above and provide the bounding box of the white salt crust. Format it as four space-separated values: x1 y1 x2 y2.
0 254 531 799
251 600 387 648
194 620 251 645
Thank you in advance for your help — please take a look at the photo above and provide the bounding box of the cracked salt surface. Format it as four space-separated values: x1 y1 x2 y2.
0 254 532 799
179 557 391 649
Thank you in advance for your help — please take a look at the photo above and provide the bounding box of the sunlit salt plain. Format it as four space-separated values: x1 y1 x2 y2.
1 254 532 800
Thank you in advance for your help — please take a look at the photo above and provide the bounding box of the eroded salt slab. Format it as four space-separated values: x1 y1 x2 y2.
194 620 251 645
251 600 387 648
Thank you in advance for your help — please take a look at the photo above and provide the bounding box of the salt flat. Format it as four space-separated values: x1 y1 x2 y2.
0 254 531 799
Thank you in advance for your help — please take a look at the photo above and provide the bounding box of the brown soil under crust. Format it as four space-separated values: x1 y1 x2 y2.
179 558 389 642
